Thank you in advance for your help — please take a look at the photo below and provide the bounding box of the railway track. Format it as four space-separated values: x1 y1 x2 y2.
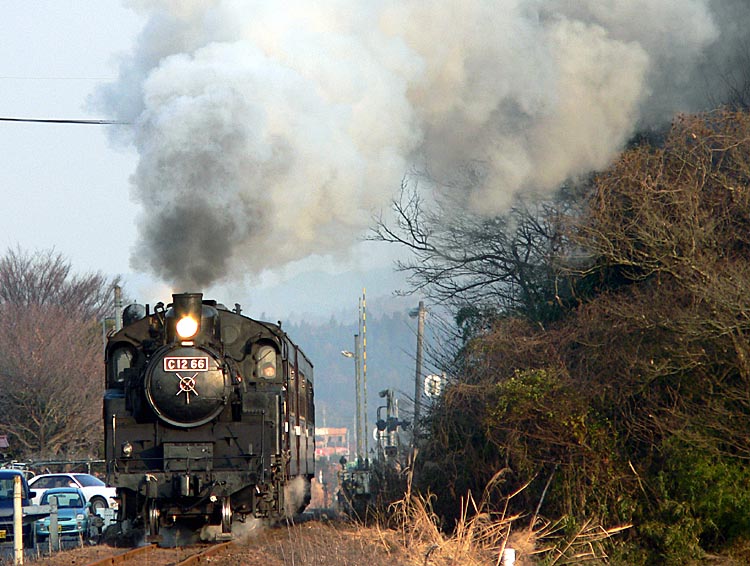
82 541 235 566
29 516 341 566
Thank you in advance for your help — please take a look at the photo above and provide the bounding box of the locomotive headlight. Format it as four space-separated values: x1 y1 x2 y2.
121 441 133 458
176 316 199 339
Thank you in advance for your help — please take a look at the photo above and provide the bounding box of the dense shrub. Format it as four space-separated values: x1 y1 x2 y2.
415 110 750 563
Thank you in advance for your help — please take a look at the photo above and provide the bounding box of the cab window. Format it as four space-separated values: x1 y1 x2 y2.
257 345 277 380
109 345 134 387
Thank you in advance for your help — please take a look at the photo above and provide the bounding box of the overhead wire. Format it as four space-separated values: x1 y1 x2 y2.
0 76 127 124
0 117 129 125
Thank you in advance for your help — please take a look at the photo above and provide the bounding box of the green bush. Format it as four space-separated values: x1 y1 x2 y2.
658 440 750 550
622 438 750 564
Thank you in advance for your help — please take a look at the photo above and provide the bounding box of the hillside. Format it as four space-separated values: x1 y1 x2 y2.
285 307 428 435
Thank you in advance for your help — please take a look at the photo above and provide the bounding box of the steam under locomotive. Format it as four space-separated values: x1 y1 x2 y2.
103 293 315 542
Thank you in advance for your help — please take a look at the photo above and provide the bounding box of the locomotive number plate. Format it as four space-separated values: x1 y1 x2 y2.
163 356 210 371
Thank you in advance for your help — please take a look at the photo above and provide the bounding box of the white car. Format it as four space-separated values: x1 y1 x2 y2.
28 473 117 511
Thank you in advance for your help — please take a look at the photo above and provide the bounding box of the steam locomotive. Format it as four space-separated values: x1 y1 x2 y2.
103 293 314 542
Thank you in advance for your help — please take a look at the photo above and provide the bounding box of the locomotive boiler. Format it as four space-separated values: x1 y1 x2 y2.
103 293 315 542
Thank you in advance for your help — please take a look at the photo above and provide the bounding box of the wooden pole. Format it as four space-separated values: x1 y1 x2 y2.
13 475 22 565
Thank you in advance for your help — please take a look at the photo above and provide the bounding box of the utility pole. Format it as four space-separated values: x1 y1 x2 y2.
342 290 370 465
411 301 426 446
341 334 363 462
361 289 368 461
354 333 362 461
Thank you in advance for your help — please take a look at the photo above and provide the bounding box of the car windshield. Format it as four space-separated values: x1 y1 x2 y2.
72 474 105 487
0 477 27 499
42 492 83 508
31 476 74 489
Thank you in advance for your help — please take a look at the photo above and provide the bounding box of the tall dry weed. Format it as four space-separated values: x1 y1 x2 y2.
378 469 630 566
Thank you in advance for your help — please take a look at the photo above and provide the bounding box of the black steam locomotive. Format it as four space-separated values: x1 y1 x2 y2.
103 293 315 542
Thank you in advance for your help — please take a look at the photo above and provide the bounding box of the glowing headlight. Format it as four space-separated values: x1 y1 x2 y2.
176 316 199 339
121 441 133 458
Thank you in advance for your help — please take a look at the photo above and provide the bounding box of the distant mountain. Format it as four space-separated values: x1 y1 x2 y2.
285 307 423 437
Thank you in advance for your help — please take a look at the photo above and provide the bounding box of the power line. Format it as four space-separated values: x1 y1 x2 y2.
0 76 115 81
0 117 129 125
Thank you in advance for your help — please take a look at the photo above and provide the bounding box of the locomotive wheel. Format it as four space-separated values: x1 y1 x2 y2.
221 497 232 533
147 500 160 537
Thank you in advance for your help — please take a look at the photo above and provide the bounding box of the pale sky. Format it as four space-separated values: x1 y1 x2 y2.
0 1 142 276
0 1 409 321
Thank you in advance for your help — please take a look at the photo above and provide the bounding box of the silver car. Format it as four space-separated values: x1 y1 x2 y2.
28 473 117 511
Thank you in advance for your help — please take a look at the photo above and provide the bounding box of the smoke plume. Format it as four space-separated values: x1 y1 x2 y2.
96 0 750 289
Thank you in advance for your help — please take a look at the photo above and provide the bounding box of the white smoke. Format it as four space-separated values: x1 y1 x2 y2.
95 0 745 288
283 475 310 518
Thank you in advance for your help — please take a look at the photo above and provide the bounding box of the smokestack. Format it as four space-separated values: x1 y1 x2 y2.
94 1 749 287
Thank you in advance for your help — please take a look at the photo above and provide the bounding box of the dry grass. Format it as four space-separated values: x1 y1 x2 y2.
268 520 398 566
353 469 631 566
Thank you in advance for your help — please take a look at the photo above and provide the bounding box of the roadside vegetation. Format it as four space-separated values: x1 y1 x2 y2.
372 108 750 564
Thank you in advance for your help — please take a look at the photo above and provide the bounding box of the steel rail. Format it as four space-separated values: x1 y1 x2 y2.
85 543 157 566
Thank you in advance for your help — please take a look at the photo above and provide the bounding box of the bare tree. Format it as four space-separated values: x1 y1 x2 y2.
0 248 119 458
0 304 102 456
371 181 582 328
0 246 116 320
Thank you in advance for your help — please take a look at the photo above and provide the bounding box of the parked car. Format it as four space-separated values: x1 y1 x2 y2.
0 469 35 547
0 463 37 481
28 474 117 511
34 488 91 543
